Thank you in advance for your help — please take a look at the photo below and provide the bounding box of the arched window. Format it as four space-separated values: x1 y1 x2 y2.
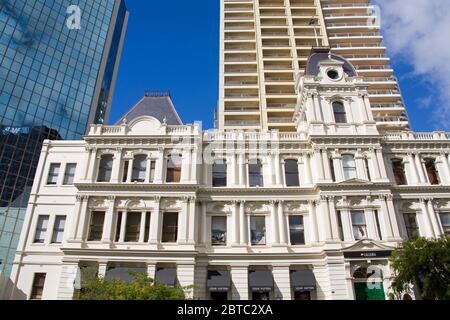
424 158 440 185
166 154 182 183
333 101 347 124
131 155 147 182
342 154 357 180
391 159 407 185
248 160 263 187
97 155 114 182
285 159 299 187
212 159 227 187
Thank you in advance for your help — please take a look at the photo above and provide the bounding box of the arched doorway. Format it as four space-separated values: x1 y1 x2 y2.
353 266 386 300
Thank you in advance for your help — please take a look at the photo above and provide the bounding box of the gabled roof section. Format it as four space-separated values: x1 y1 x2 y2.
114 92 183 126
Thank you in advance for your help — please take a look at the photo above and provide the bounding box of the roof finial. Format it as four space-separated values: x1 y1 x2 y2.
122 118 127 125
163 117 167 125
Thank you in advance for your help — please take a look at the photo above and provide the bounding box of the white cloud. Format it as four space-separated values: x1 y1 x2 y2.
374 0 450 130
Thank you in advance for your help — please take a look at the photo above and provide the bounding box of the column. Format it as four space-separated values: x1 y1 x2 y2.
375 148 388 179
154 148 164 183
177 264 195 299
149 197 161 243
385 195 401 239
70 195 84 240
126 158 133 183
200 201 208 244
419 199 435 237
232 201 240 245
181 149 191 183
414 153 427 184
273 266 292 300
191 147 198 183
355 151 367 180
102 196 116 243
179 198 189 243
226 156 235 187
365 208 378 240
98 262 108 278
75 196 89 241
139 211 147 243
319 197 332 241
304 153 313 185
332 151 344 182
188 197 196 244
145 154 152 183
85 147 97 182
119 211 127 242
445 154 450 183
271 201 280 244
426 199 442 236
238 152 245 186
313 149 325 182
274 152 282 186
230 266 249 300
379 197 394 240
322 149 332 181
341 209 353 242
239 201 248 246
313 93 324 122
147 263 156 280
278 201 288 245
111 148 123 183
406 154 420 184
369 150 382 180
328 197 340 240
308 201 319 243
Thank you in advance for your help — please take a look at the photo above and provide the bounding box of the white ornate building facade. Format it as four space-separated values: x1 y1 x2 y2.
7 54 450 300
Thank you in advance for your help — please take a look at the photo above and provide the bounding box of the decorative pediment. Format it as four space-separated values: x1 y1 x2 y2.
343 239 395 253
127 116 163 135
245 202 270 214
338 178 371 185
160 198 181 210
89 198 108 208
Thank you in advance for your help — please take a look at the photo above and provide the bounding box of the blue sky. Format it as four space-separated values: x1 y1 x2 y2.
110 0 446 132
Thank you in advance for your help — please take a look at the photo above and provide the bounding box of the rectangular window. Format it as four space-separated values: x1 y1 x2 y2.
162 212 178 243
166 155 182 183
34 215 49 243
212 160 227 187
47 163 60 185
403 213 419 239
125 212 141 242
342 155 357 180
51 216 66 243
289 215 305 245
132 155 147 182
88 211 105 241
63 163 77 185
351 211 367 240
250 216 266 245
122 161 129 182
211 216 227 246
439 213 450 235
248 160 263 187
30 273 46 300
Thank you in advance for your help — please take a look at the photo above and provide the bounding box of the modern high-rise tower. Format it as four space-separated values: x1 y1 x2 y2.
0 0 128 276
218 0 409 132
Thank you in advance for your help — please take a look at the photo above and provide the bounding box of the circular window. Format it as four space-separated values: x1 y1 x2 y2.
327 69 339 80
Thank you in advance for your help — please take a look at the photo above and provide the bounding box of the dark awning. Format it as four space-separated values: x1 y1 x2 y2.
207 270 231 292
249 270 273 292
105 267 146 284
155 267 177 287
291 269 316 291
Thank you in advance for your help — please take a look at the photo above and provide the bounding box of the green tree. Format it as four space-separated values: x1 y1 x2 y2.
390 236 450 300
74 270 189 300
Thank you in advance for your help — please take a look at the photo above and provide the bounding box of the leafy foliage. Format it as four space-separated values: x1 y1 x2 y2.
390 236 450 300
74 270 188 300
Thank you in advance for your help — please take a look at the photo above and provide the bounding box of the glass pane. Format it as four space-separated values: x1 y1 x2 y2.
285 160 299 186
47 163 60 184
132 155 147 182
250 216 266 245
125 213 141 242
63 164 77 184
88 212 105 241
211 216 227 245
289 215 305 245
213 160 227 187
162 213 178 243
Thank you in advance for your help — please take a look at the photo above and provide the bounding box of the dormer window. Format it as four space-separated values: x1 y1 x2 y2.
333 101 347 124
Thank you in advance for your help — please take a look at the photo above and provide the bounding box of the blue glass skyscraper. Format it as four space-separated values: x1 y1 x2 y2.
0 0 128 276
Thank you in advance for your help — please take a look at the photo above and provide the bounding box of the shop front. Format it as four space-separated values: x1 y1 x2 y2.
206 269 231 300
248 269 274 300
290 269 317 300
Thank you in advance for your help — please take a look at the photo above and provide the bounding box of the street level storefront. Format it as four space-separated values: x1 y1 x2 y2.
207 269 231 300
290 269 317 300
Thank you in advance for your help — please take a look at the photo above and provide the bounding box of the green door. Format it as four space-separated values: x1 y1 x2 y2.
354 282 385 300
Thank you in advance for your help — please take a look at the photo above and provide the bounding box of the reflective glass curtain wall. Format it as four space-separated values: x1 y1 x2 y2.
0 0 128 276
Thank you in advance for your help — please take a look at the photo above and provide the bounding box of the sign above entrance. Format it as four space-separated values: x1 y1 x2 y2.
344 250 392 259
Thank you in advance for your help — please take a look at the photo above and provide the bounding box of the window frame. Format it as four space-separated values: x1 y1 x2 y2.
34 215 50 244
51 215 66 244
284 159 300 187
30 273 46 300
250 215 266 246
424 158 440 185
342 154 357 180
124 212 142 242
211 215 227 246
438 212 450 236
161 212 179 243
288 215 305 245
212 159 227 187
46 163 61 185
63 163 77 185
87 211 105 242
248 159 263 187
166 154 182 183
131 155 147 183
403 212 420 239
332 101 347 124
97 154 114 183
351 211 368 241
392 158 407 185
